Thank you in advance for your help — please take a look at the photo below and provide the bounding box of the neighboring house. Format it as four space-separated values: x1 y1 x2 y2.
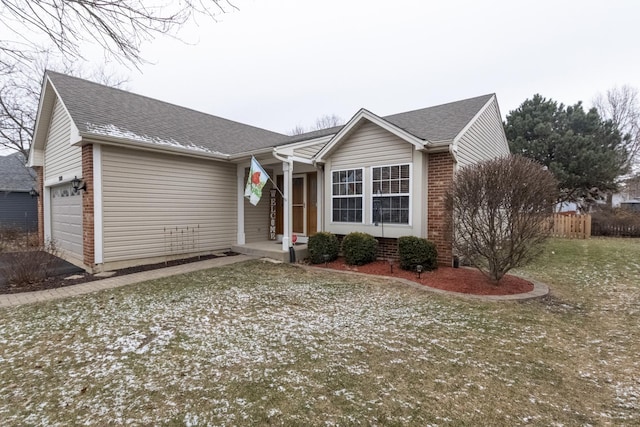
620 199 640 212
0 152 38 231
28 71 509 271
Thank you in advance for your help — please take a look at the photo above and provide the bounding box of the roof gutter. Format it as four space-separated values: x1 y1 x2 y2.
228 146 275 161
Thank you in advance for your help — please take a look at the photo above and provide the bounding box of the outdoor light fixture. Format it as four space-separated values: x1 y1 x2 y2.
29 187 39 198
323 254 330 267
416 264 424 279
71 176 86 192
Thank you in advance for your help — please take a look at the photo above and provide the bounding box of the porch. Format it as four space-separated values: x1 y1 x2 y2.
231 241 309 263
236 153 321 263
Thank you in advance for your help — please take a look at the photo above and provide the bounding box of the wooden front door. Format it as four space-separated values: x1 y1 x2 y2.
275 172 317 237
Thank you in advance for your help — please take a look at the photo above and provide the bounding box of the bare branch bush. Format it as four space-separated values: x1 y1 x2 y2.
445 156 559 284
0 238 63 287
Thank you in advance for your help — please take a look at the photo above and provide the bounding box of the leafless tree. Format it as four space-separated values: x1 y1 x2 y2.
593 85 640 172
445 155 559 284
288 125 307 136
0 0 236 67
0 58 128 158
288 114 345 136
313 114 344 130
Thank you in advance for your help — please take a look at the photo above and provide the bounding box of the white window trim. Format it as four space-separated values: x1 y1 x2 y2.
330 167 365 224
370 163 412 226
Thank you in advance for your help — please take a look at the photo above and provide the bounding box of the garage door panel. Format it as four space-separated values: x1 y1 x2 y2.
51 184 83 260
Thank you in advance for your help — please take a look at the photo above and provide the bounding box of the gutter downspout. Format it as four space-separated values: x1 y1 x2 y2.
273 149 293 256
449 144 459 169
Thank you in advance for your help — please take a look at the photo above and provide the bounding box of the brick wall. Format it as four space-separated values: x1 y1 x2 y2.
33 166 44 245
335 234 399 260
82 144 94 267
427 152 454 266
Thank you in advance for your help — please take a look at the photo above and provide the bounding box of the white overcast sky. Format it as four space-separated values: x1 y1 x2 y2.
120 0 639 134
8 0 640 138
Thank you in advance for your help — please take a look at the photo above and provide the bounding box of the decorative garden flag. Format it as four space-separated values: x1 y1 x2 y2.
244 157 270 206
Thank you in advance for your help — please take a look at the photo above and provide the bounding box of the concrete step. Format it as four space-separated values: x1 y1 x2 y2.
231 244 308 263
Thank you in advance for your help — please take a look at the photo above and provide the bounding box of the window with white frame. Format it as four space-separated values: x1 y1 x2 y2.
372 164 410 224
332 168 363 223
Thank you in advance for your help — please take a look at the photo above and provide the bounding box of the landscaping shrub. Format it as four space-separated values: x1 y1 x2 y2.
445 155 558 283
307 232 340 264
398 236 438 271
0 240 62 287
342 232 378 266
591 206 640 237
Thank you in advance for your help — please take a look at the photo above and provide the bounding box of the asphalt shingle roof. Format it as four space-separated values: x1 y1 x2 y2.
0 152 36 192
47 71 287 156
284 94 494 144
46 71 494 155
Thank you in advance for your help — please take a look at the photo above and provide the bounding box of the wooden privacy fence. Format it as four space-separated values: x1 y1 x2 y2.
550 214 591 239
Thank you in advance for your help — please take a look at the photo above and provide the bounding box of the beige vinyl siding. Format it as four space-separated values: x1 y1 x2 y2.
456 99 510 168
244 177 273 243
101 146 237 262
324 121 420 238
293 141 328 160
331 122 412 169
44 98 81 181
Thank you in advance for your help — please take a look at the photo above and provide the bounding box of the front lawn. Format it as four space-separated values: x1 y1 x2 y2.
0 238 638 425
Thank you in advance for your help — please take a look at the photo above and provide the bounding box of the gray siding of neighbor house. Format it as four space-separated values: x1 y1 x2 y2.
101 146 237 263
330 122 412 169
44 98 82 182
456 99 509 168
0 192 37 230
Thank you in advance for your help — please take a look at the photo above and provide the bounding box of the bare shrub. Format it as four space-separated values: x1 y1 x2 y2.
445 156 559 284
592 206 640 237
0 240 63 287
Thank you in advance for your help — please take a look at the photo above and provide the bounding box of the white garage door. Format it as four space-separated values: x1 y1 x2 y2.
51 183 83 260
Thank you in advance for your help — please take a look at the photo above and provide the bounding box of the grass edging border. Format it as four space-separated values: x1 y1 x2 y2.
299 264 549 302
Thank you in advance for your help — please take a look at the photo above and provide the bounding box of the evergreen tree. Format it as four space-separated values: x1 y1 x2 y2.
505 94 628 209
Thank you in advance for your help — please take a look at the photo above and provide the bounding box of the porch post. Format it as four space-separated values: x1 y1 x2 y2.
282 160 292 251
237 163 246 245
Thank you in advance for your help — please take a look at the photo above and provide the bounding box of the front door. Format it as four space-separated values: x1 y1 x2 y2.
276 172 317 237
292 175 305 234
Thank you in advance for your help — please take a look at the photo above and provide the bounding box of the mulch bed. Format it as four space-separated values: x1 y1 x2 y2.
317 258 534 296
0 252 239 295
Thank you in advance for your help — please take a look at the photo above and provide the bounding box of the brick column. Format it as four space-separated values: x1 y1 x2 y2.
33 165 45 246
427 152 454 266
82 144 94 267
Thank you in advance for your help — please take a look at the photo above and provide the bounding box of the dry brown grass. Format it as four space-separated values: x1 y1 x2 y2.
0 238 638 425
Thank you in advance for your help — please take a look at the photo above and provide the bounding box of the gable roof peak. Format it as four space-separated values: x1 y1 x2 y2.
44 71 288 156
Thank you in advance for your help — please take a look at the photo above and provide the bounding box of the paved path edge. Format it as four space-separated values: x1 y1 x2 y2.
0 255 254 308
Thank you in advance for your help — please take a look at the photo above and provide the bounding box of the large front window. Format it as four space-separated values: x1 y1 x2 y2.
372 164 410 224
332 169 363 223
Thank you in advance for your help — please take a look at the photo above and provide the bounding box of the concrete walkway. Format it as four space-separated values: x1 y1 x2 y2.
0 255 253 308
